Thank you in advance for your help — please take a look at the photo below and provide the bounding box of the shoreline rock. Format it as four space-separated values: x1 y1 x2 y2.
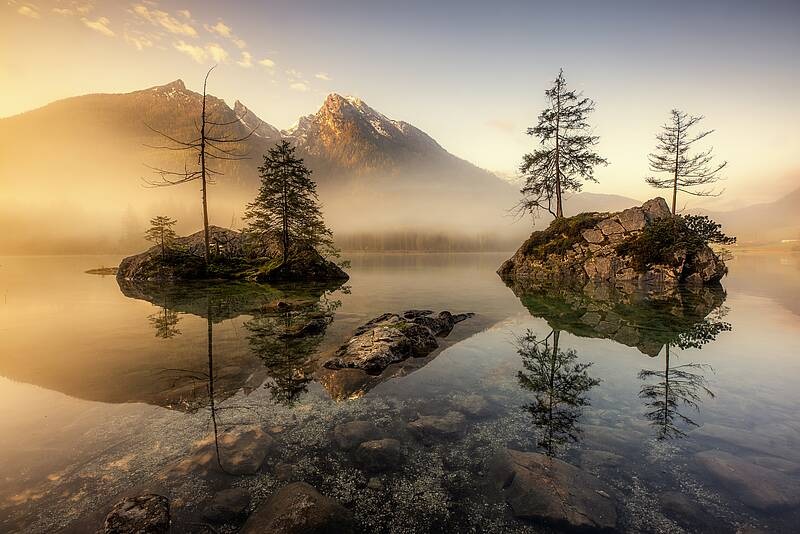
322 310 473 374
116 226 348 283
498 198 727 290
103 494 170 534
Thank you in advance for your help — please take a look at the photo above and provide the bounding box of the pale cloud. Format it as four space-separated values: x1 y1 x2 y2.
315 72 332 81
286 69 303 80
290 82 309 92
52 7 72 16
205 20 231 38
206 42 228 63
124 30 154 50
17 5 41 18
237 51 253 68
82 16 115 37
258 58 276 68
232 38 246 49
178 9 191 19
132 4 197 37
174 40 207 63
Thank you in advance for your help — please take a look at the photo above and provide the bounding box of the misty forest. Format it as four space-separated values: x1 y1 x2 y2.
1 2 800 534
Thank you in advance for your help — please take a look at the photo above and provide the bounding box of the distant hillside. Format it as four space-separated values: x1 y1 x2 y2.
693 186 800 244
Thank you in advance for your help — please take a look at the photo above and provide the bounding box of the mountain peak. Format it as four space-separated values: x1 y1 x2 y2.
161 79 185 91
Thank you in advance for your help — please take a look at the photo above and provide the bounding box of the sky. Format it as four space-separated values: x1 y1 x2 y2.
1 0 799 209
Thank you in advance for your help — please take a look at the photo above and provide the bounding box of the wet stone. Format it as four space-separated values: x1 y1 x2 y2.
202 488 251 524
240 482 355 534
217 426 275 475
332 420 380 450
659 491 721 533
695 450 800 510
490 449 618 531
103 494 170 534
407 411 466 439
451 394 491 417
355 438 403 472
579 449 623 472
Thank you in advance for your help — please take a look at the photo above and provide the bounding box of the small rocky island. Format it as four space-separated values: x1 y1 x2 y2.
498 198 728 289
116 226 348 283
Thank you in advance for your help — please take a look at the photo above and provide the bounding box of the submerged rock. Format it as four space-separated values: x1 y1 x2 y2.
240 482 355 534
103 494 170 534
332 420 381 450
498 197 727 290
407 411 466 439
116 226 348 283
490 449 618 531
695 450 800 510
202 488 251 524
322 310 473 374
659 491 721 533
355 438 404 472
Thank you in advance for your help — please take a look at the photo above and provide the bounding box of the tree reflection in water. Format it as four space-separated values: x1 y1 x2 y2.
638 307 731 440
516 329 600 455
148 305 181 338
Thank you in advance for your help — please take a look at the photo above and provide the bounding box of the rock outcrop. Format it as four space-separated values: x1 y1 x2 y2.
240 482 355 534
116 226 348 283
490 449 618 531
322 310 473 374
103 494 170 534
498 198 727 290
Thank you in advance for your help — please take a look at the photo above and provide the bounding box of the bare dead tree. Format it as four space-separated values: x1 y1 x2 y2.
645 110 727 214
144 66 258 264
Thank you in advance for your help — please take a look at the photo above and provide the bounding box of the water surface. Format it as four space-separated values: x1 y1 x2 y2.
1 252 799 532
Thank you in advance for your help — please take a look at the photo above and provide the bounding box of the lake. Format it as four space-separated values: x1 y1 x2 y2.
1 252 799 533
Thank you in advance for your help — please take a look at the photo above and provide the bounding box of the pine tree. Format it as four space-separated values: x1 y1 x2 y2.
519 69 607 218
645 110 727 214
244 141 335 264
144 215 177 256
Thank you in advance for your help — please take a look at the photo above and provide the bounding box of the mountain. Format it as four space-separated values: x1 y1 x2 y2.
694 187 800 244
0 80 528 253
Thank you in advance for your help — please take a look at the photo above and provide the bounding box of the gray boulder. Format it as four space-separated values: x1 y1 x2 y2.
203 488 251 524
332 420 381 450
407 411 466 439
240 482 355 534
355 439 403 472
490 449 618 531
103 494 170 534
323 310 473 374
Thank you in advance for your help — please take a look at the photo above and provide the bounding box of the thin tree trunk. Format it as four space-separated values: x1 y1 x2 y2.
281 170 289 265
663 344 670 436
672 117 680 215
201 84 210 264
555 81 563 218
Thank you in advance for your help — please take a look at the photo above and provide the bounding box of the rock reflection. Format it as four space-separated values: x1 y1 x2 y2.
516 329 600 455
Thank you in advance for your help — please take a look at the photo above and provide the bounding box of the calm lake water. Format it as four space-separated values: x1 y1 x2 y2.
1 252 799 533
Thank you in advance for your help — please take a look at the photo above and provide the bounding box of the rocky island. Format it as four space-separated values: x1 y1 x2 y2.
116 226 348 283
498 198 728 290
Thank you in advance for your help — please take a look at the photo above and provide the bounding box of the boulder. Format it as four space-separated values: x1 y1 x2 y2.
203 488 251 524
407 411 466 439
103 494 170 534
658 491 722 533
695 450 800 510
354 439 404 472
498 197 728 290
323 310 472 374
217 426 275 475
332 420 381 450
490 449 618 531
240 482 355 534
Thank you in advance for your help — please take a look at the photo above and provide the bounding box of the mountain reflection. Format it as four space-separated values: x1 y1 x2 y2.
516 329 600 455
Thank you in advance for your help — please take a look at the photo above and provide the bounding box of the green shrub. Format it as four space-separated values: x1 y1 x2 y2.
521 212 606 260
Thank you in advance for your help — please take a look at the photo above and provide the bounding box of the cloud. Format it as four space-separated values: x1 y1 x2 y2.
286 68 303 80
124 30 154 50
206 43 228 63
315 72 332 81
17 5 41 18
52 7 73 16
232 38 246 49
132 4 197 36
258 58 275 68
174 40 207 63
205 20 231 38
237 51 252 68
82 17 115 37
178 9 191 19
290 82 309 92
